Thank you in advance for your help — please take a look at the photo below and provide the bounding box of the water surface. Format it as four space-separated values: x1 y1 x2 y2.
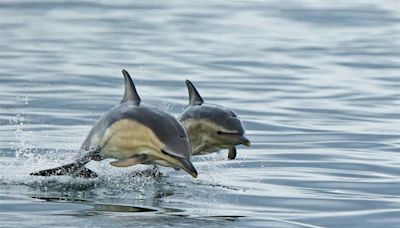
1 0 400 227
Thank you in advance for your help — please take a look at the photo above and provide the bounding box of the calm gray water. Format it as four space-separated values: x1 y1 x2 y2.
1 0 400 227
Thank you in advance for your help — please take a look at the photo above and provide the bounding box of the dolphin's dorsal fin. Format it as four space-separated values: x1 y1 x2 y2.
186 80 204 106
121 69 141 105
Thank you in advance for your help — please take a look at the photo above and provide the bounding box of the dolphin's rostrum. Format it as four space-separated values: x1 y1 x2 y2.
179 80 250 159
30 70 198 178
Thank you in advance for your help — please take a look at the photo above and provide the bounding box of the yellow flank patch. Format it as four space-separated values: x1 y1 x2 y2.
99 119 165 159
182 118 217 132
182 119 219 138
182 119 208 142
181 118 233 155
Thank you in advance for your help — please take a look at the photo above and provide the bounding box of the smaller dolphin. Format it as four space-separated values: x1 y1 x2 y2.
30 70 197 178
179 80 250 160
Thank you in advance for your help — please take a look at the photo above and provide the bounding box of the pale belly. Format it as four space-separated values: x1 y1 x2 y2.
190 132 236 156
192 139 225 155
185 122 231 156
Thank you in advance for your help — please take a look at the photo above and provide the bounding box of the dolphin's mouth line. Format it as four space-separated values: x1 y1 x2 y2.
160 149 169 155
216 131 243 136
217 131 251 146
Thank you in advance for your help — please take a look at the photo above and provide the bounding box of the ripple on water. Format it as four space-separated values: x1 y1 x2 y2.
1 0 400 227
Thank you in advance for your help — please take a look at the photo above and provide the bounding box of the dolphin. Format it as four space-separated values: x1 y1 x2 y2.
30 70 198 178
179 80 251 160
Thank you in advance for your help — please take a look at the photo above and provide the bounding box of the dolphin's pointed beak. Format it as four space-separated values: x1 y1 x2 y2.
239 135 251 146
178 158 198 178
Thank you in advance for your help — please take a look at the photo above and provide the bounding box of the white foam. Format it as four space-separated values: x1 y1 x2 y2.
0 153 165 193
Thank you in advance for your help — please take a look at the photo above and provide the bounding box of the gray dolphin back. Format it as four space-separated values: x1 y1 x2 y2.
186 80 204 106
121 69 141 105
110 104 191 160
83 70 191 160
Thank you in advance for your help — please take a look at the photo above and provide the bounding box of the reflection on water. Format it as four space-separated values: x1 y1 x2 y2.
1 0 400 227
93 204 158 213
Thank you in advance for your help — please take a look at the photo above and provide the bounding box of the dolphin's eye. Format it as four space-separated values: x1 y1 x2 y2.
179 134 185 138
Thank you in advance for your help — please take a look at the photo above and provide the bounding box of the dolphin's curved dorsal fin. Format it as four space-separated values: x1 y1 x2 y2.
186 80 204 106
121 69 141 105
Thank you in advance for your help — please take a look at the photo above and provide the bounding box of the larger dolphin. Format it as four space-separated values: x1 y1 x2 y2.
30 70 198 178
179 80 251 160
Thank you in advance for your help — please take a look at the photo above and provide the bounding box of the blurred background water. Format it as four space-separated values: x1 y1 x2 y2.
0 0 399 227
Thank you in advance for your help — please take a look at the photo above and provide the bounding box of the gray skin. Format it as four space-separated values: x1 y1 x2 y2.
30 70 197 178
179 80 250 159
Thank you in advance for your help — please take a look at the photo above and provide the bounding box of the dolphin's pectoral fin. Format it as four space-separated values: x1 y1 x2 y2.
110 154 147 167
228 147 237 160
30 162 88 176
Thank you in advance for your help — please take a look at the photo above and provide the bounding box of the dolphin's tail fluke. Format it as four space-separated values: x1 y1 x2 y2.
30 161 98 178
